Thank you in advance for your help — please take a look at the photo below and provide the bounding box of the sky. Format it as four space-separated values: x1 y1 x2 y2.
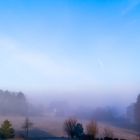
0 0 140 96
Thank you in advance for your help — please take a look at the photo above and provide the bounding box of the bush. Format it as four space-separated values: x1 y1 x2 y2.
86 120 98 137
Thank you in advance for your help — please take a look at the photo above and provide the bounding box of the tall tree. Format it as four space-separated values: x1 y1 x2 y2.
134 94 140 127
22 117 33 139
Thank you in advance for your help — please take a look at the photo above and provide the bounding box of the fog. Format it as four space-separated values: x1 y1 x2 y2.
0 87 138 116
0 88 138 138
27 89 137 108
0 0 140 139
21 88 138 121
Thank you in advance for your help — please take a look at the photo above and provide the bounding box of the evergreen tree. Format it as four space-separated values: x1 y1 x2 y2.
74 123 84 138
0 120 15 139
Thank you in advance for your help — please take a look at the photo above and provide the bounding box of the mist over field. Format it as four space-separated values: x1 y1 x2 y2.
27 89 137 110
0 0 140 140
0 88 139 140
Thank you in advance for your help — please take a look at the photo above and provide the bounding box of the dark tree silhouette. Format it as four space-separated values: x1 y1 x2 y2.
134 94 140 128
64 118 84 138
0 120 15 139
64 118 77 138
74 123 84 138
22 117 33 139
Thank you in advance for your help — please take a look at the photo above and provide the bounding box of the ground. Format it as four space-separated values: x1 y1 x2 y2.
0 115 138 140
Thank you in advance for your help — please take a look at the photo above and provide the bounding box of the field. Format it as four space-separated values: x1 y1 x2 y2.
0 115 138 140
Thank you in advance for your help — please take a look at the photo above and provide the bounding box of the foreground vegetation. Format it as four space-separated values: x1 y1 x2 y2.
0 117 137 140
0 90 139 139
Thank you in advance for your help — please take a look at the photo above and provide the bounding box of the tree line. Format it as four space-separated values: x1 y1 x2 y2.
0 90 27 115
0 89 43 116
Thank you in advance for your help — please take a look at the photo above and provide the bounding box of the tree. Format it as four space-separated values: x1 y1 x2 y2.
64 118 77 138
0 90 28 115
22 117 33 139
74 123 84 138
126 103 135 123
0 120 15 139
64 118 84 138
86 120 98 137
134 94 140 128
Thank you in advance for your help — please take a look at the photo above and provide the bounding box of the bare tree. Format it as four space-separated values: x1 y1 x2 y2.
86 120 98 137
103 127 114 138
64 118 77 138
22 117 33 139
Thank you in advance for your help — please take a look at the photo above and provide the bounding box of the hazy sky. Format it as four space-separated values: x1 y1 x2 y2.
0 0 140 93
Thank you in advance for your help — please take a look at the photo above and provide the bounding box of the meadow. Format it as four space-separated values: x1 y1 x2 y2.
0 115 138 140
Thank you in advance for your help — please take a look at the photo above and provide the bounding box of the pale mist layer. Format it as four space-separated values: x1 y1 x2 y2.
27 88 138 115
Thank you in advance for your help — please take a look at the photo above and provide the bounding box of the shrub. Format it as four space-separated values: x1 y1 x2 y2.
86 120 98 137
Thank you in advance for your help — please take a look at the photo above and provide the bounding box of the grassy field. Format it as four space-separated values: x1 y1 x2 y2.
0 115 138 140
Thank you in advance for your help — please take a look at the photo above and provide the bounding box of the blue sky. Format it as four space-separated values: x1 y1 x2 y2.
0 0 140 93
